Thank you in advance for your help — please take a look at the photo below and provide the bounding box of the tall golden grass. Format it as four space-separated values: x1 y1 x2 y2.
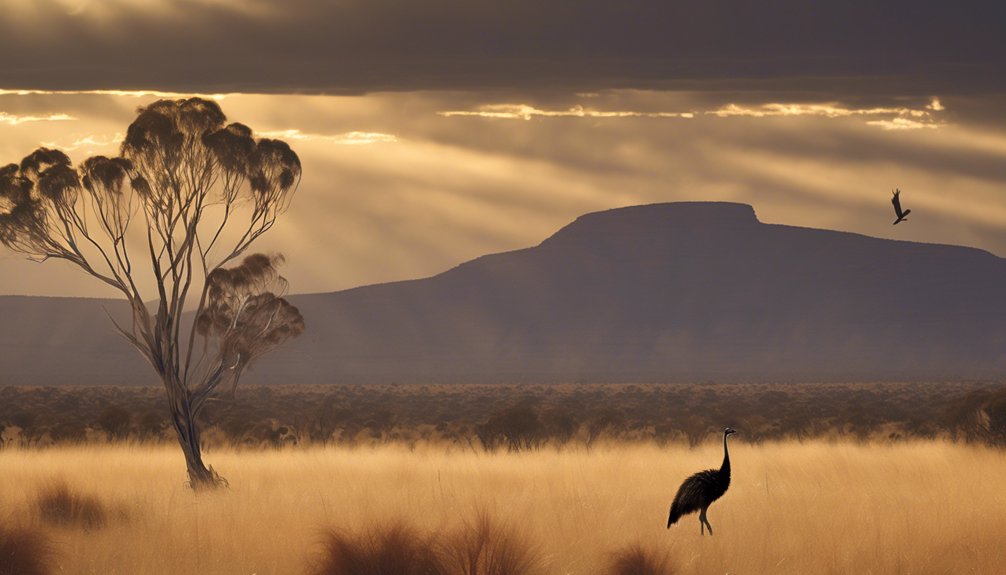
1 440 1004 574
34 482 109 530
0 525 53 575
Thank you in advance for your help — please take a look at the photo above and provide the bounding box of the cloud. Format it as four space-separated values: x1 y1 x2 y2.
706 102 935 120
0 1 1004 94
439 104 694 120
439 99 943 130
0 88 228 100
865 118 941 131
2 89 1006 300
0 111 74 125
257 129 398 145
40 132 123 151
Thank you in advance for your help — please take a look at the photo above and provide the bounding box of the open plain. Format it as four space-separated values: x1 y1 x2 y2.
2 437 1005 574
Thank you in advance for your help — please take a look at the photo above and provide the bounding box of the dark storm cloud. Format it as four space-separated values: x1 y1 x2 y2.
2 0 1005 94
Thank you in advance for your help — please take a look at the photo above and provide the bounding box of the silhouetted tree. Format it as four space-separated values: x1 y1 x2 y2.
0 98 303 488
49 420 87 443
137 410 165 442
943 385 1006 446
541 406 578 446
476 404 545 452
585 406 626 447
97 404 132 440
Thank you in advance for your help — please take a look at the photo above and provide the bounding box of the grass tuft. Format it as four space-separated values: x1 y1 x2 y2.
607 544 675 575
0 525 53 575
312 514 542 575
35 482 108 530
313 522 446 575
442 512 542 575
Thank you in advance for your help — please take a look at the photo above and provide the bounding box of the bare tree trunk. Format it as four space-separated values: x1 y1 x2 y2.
164 379 223 489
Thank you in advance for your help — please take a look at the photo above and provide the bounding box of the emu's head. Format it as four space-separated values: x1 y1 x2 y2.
724 427 737 436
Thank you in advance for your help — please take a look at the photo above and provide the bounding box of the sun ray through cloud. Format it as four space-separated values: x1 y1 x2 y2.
257 129 398 145
0 111 75 125
438 98 945 130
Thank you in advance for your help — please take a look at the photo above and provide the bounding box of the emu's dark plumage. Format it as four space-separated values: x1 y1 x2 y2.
666 468 729 525
667 428 735 535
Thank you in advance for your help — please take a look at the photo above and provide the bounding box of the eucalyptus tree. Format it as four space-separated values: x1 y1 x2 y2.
0 98 304 488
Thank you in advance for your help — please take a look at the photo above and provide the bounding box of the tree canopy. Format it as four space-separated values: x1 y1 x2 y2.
0 97 305 487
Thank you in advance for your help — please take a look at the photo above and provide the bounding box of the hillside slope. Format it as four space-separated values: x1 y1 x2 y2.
3 202 1005 384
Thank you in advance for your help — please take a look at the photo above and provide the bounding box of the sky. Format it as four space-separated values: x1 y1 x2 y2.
1 0 1005 298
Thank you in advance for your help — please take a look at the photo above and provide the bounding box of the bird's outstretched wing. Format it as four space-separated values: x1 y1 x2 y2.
892 189 904 218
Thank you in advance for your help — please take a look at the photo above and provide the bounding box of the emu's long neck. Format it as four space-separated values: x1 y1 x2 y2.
719 432 731 480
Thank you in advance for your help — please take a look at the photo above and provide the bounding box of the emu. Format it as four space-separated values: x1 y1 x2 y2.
666 427 736 535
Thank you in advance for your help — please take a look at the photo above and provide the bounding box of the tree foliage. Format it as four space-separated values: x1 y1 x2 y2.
0 97 304 486
196 253 305 398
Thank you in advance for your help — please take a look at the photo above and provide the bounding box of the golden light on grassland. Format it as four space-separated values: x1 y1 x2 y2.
1 441 1004 574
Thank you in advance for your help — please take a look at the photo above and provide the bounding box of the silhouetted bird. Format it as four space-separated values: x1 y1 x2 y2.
892 188 911 225
667 427 736 535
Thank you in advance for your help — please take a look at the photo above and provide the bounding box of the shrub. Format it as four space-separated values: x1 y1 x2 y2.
0 525 53 575
312 515 542 575
35 483 107 530
97 404 132 440
607 544 675 575
312 523 446 575
442 513 542 575
47 421 87 444
476 405 545 452
136 410 166 442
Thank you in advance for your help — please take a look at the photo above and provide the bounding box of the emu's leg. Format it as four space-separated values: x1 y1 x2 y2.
700 507 713 536
699 507 708 536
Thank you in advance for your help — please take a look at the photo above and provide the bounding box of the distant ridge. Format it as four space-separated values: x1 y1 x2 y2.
3 202 1006 384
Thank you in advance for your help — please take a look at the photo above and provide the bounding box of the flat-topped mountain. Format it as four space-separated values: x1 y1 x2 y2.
3 202 1006 384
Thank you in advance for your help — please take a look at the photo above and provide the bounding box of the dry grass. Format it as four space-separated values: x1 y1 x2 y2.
608 544 675 575
312 522 444 575
311 512 542 575
0 525 53 575
441 512 541 575
0 440 1004 574
34 482 108 530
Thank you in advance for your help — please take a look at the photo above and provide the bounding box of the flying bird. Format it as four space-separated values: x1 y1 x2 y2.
891 188 911 225
667 427 736 536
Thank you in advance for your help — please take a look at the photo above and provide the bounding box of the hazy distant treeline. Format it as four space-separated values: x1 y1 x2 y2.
2 382 1005 450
